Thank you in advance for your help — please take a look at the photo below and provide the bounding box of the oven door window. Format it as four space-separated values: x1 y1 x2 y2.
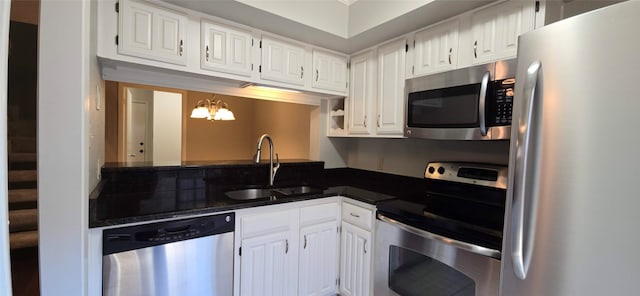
407 83 481 128
388 245 475 296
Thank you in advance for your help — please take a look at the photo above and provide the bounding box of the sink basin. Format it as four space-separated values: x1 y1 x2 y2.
225 186 323 200
225 188 275 200
273 186 321 196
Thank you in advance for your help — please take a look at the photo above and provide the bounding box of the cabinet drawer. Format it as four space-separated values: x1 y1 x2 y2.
241 209 294 239
300 202 339 226
342 202 373 231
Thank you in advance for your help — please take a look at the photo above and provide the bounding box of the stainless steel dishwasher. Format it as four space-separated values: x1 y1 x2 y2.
102 213 235 296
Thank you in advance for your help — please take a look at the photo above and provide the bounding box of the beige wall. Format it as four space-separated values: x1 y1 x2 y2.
251 99 312 160
184 91 312 161
184 91 255 161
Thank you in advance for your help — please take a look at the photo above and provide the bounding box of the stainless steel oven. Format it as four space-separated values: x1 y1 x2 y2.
374 162 507 296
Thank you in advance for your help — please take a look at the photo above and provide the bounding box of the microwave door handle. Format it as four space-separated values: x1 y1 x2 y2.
511 61 543 280
479 71 490 136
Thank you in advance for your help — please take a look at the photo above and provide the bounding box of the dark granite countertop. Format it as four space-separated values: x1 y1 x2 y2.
90 161 429 228
102 159 324 171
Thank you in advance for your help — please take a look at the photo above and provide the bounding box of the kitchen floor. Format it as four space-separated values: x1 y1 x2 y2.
10 247 39 296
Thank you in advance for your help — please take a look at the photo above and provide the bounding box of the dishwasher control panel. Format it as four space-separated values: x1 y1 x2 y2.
103 213 235 255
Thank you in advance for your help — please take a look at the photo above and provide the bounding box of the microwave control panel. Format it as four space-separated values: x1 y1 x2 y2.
489 78 515 126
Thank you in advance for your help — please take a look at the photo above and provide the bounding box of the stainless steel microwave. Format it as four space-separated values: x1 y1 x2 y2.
404 59 516 140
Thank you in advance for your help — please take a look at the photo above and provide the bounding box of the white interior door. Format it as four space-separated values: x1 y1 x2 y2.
126 88 152 162
152 90 181 163
0 0 13 293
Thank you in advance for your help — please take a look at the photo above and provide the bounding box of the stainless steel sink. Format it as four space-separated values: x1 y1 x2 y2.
273 186 321 196
225 188 275 200
225 186 322 200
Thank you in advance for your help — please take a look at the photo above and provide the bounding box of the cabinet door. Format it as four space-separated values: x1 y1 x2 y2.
298 221 339 296
119 0 187 65
339 222 372 296
261 36 305 86
412 19 459 77
348 50 375 135
201 20 252 77
312 50 348 93
240 231 295 296
471 0 535 64
376 38 406 136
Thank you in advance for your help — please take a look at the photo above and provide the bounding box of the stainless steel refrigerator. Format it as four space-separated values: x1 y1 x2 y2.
501 1 640 295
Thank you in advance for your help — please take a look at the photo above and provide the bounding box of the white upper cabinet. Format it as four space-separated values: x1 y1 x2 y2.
376 38 406 136
118 0 187 65
201 20 253 77
260 36 306 86
470 0 535 64
348 50 376 135
411 19 459 77
312 50 348 94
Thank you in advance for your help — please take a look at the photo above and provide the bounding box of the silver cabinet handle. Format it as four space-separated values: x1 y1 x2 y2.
479 71 490 136
350 213 360 218
316 69 319 82
205 45 209 61
363 240 367 254
363 115 367 128
179 40 184 56
377 114 381 128
303 235 307 249
301 66 304 79
473 40 478 59
285 239 289 254
378 213 501 258
511 61 543 280
448 48 452 65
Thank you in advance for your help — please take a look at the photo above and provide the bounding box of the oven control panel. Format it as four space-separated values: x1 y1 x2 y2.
425 162 508 189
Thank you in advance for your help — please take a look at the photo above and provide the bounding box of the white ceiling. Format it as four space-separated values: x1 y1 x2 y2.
165 0 495 53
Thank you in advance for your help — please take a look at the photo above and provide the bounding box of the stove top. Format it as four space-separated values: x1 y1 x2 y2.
377 162 508 251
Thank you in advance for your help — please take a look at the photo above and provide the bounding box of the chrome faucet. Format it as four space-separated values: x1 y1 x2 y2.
253 134 280 187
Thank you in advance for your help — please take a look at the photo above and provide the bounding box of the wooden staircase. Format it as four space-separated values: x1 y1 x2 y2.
8 120 38 249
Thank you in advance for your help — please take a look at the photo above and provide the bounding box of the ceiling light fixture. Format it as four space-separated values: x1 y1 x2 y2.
190 96 236 121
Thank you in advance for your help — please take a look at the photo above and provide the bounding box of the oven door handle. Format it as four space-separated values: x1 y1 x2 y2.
377 213 501 259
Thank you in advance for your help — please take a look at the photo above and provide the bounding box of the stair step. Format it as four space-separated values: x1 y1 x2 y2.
8 170 37 183
8 120 36 138
9 152 37 162
9 189 38 204
9 137 36 153
10 231 38 250
9 209 38 232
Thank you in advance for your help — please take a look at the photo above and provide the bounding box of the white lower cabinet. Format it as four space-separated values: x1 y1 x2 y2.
236 198 341 296
299 220 340 296
239 208 298 296
240 229 295 296
339 200 374 296
339 221 372 296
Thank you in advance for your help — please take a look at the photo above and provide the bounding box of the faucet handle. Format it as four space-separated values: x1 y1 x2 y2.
274 153 281 170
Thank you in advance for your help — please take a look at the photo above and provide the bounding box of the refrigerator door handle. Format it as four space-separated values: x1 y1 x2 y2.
512 61 543 280
479 71 490 136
